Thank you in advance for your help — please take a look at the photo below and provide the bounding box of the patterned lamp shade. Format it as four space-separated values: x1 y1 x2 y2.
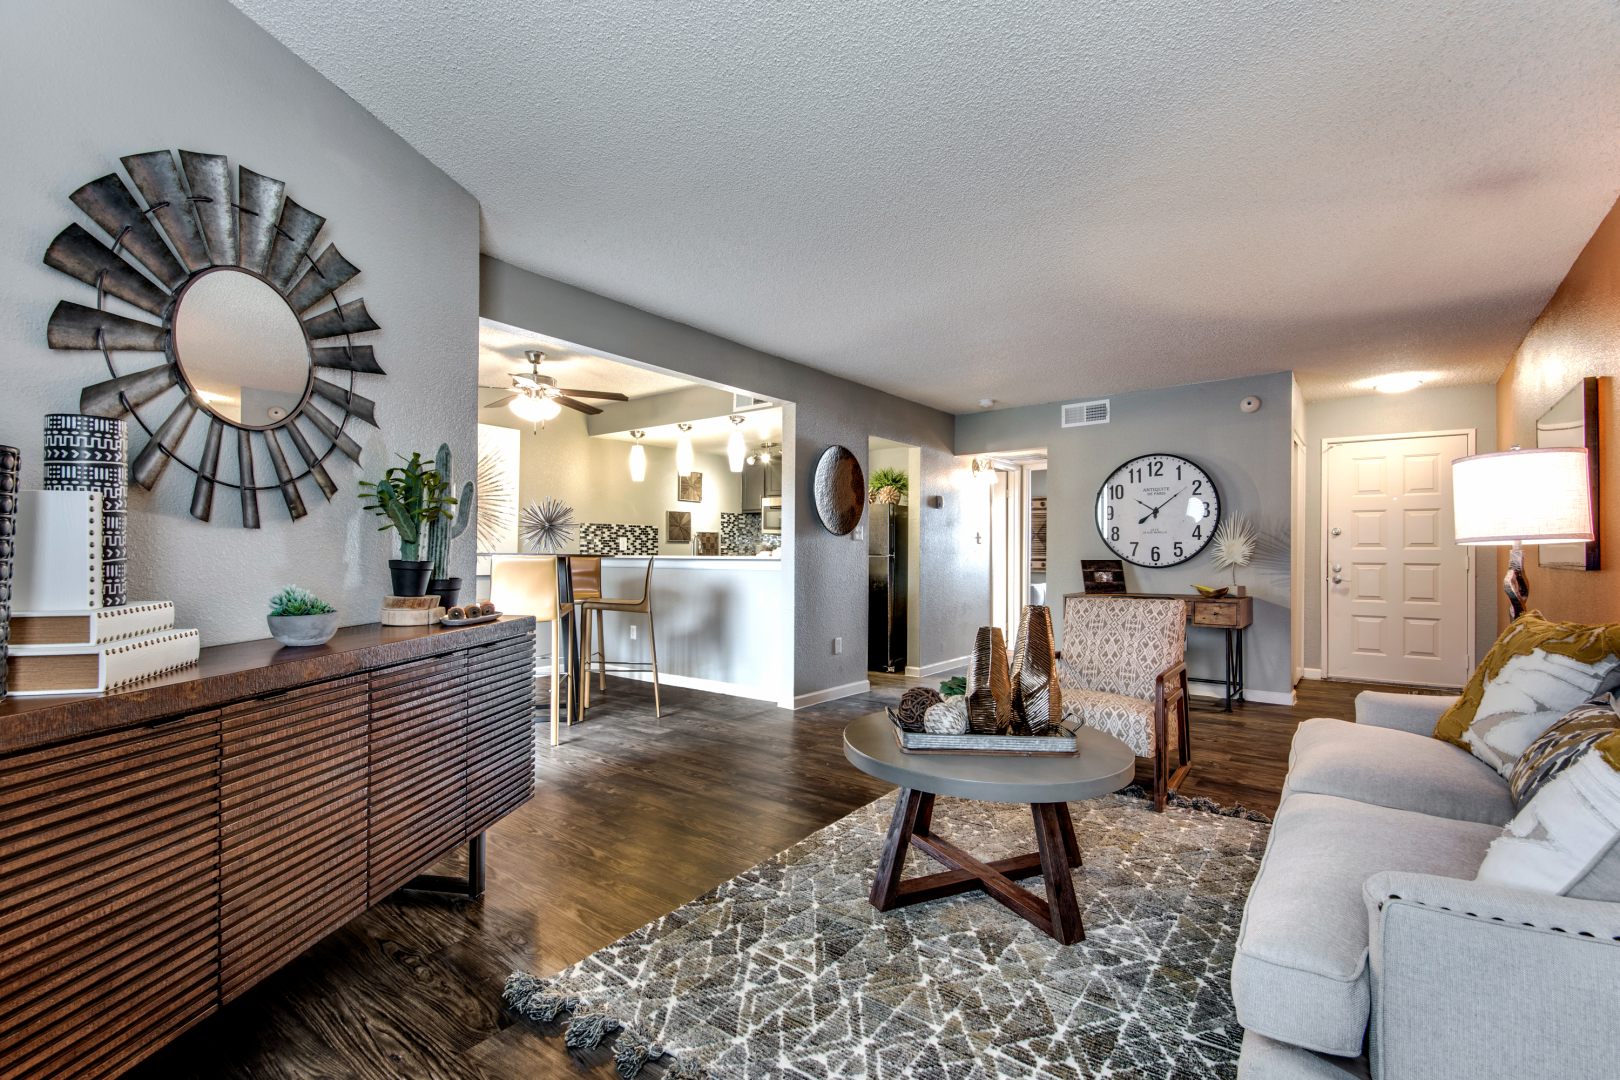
0 445 18 697
43 415 128 607
1453 447 1594 545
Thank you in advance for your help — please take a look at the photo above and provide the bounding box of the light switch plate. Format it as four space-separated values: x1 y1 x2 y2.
853 525 864 542
833 637 843 654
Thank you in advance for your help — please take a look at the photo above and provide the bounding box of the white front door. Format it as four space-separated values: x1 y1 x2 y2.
1325 432 1473 688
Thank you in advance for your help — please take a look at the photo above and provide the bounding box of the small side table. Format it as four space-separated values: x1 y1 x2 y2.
843 713 1135 944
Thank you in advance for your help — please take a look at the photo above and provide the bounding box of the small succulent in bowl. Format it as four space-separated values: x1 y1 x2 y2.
267 586 340 647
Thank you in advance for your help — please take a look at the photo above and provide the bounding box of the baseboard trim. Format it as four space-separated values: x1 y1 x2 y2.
586 668 780 703
788 679 871 710
915 655 971 678
1187 684 1296 706
903 666 922 678
1301 667 1323 681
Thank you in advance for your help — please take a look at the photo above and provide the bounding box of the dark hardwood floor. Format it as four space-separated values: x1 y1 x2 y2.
128 670 1428 1079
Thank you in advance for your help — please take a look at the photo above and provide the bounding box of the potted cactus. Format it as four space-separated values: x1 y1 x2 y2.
360 452 454 597
267 585 340 647
424 443 475 609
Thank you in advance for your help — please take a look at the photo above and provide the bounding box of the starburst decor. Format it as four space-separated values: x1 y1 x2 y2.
521 497 577 554
476 448 516 551
1211 515 1258 586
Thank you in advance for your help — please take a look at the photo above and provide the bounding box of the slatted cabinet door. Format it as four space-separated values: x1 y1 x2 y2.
465 632 536 836
369 652 469 897
219 675 370 1002
0 712 220 1080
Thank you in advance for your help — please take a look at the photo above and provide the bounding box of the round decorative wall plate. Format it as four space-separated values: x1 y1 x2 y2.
813 445 865 536
44 149 385 528
1095 453 1221 567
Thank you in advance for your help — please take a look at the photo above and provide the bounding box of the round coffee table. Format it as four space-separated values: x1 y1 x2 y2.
843 711 1135 944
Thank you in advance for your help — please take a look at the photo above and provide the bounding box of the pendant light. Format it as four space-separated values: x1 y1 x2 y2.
628 430 646 482
675 423 694 477
727 415 746 473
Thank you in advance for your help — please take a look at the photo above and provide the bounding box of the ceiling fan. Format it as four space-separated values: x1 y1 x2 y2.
483 350 629 421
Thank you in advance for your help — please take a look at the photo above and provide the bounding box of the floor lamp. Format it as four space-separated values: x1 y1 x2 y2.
1452 446 1594 620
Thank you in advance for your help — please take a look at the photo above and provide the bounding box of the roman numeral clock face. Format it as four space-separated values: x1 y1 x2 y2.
1095 454 1221 567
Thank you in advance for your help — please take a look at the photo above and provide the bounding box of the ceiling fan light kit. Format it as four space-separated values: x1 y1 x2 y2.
484 349 628 430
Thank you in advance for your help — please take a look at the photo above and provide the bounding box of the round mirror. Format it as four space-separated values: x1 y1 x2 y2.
172 267 312 428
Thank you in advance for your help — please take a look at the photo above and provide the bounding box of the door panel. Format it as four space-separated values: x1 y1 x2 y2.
1326 433 1471 687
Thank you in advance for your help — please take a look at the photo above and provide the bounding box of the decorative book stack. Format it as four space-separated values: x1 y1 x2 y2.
43 414 128 608
0 446 18 698
380 595 445 626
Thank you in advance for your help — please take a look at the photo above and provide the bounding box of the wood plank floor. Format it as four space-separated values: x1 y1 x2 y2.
127 671 1435 1079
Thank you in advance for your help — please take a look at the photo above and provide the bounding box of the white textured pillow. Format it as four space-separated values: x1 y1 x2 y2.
1461 648 1620 776
1476 748 1620 900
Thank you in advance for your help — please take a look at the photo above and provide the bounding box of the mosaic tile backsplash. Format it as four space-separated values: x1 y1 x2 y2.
580 523 659 555
721 512 764 555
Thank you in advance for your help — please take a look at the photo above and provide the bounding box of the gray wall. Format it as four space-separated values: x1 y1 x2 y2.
1 0 480 646
482 256 985 698
956 372 1296 697
1303 383 1498 670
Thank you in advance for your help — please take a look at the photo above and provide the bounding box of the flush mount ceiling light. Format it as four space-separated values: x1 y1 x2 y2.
628 429 646 482
675 423 694 476
728 415 747 472
486 350 628 428
1372 373 1426 393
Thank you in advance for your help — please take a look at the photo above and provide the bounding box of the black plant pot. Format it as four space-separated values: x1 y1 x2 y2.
427 577 462 610
388 559 434 597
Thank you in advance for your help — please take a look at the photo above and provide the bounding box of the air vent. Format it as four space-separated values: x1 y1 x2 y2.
733 393 772 411
1061 399 1110 427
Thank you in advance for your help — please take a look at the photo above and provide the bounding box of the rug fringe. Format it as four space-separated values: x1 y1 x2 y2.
1114 784 1272 822
504 972 704 1078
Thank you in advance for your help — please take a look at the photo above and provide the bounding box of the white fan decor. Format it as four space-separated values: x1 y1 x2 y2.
1211 516 1258 587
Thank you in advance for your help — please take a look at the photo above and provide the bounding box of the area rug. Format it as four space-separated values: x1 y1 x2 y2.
505 791 1270 1079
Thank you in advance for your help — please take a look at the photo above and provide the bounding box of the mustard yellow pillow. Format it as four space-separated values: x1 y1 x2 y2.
1433 611 1620 776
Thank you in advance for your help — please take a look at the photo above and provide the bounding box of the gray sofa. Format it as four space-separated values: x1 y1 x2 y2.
1233 691 1620 1080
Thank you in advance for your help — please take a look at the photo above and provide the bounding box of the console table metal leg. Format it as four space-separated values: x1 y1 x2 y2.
405 833 487 898
1236 626 1247 704
1222 628 1235 712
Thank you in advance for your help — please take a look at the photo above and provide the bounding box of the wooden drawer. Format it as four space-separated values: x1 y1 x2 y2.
219 675 370 1002
465 634 536 836
1190 601 1239 627
0 713 220 1080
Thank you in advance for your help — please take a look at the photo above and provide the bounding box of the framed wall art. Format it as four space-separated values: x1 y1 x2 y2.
678 472 703 503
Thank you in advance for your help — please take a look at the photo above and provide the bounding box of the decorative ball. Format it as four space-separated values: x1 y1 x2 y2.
896 687 942 731
923 697 970 735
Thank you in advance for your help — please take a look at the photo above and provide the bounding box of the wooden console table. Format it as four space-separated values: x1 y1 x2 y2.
1063 592 1253 711
0 617 536 1080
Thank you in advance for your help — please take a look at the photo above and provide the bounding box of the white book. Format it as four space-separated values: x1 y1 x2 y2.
5 628 201 696
6 602 177 646
12 490 103 612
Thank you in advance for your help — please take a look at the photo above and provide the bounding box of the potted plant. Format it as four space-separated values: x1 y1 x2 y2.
423 443 475 609
360 452 454 597
267 585 340 647
869 467 908 505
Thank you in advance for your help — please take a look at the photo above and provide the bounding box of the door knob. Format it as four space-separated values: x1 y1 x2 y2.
1330 527 1342 536
1332 564 1341 572
1332 576 1343 584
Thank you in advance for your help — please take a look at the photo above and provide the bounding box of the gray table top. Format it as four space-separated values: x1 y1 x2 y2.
843 712 1136 804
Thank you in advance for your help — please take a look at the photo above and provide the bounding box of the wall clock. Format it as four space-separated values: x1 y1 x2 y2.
1095 454 1220 568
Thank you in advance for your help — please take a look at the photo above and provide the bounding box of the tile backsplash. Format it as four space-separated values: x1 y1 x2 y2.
580 523 659 555
721 512 763 556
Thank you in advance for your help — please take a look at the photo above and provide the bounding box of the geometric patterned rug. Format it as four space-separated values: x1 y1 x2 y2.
506 791 1270 1079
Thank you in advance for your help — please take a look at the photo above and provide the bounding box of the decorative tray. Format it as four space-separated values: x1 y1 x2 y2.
888 711 1080 756
439 611 502 627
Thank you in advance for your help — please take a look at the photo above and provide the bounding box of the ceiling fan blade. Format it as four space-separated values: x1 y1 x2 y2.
553 395 603 415
484 394 518 409
511 375 541 389
553 389 630 401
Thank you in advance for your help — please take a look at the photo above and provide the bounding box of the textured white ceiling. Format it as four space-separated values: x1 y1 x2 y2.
235 1 1620 410
477 319 695 398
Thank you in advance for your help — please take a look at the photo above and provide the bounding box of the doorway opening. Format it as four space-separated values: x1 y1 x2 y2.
868 437 919 675
984 451 1048 640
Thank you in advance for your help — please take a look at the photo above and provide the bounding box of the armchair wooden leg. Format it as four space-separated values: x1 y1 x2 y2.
1153 699 1169 812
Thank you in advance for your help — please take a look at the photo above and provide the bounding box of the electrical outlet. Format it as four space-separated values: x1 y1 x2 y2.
833 637 842 655
618 536 628 553
630 624 637 640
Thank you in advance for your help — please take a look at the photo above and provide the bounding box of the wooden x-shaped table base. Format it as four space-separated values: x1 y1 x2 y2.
868 787 1085 944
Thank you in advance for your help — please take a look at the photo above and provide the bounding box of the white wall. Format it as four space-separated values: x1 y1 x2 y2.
1 0 480 646
480 388 739 553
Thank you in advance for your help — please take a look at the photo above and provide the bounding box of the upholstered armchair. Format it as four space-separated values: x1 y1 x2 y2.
1060 596 1191 810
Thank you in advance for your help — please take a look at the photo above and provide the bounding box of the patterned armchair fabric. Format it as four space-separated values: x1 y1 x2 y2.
1060 597 1186 757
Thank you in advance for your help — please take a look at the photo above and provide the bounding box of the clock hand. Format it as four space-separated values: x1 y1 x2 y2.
1150 486 1189 515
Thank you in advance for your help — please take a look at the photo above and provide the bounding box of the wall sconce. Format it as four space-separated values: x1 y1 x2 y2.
675 423 694 477
628 430 646 482
971 458 997 485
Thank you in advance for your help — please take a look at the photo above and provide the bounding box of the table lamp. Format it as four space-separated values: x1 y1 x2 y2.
1452 446 1594 620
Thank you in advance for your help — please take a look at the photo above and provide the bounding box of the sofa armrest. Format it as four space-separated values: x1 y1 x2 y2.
1363 871 1620 1080
1353 692 1457 735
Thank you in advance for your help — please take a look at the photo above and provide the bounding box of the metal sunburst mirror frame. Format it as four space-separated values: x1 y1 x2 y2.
43 149 385 528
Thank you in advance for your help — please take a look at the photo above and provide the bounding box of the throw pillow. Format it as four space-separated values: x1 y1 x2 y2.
1475 735 1620 900
1433 611 1620 777
1508 694 1620 808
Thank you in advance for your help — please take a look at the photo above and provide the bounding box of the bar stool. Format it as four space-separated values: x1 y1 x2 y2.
580 556 661 717
568 556 607 709
489 555 579 746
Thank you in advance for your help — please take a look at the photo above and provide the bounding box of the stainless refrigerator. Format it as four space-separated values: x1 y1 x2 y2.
868 503 908 673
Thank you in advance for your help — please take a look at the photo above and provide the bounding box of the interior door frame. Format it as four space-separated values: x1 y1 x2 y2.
1319 428 1476 685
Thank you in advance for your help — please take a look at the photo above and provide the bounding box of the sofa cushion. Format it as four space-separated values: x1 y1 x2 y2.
1232 794 1500 1057
1061 688 1156 757
1237 1030 1369 1080
1432 611 1620 777
1283 718 1513 826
